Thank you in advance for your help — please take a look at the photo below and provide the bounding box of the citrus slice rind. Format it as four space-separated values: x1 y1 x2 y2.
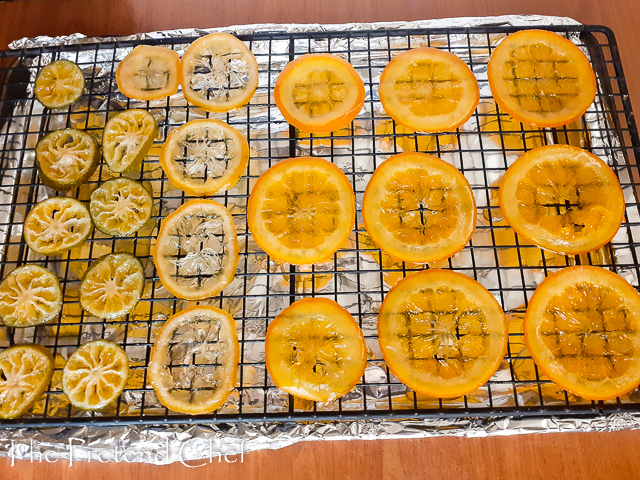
24 197 93 256
265 298 366 402
379 47 480 133
102 109 158 173
34 59 85 109
378 269 508 398
90 178 154 237
160 119 250 196
247 157 355 265
499 144 625 255
0 265 62 328
148 305 239 414
487 29 597 128
116 45 180 101
524 266 640 400
362 152 476 263
62 340 130 410
0 344 54 419
180 33 259 112
35 128 100 191
153 200 239 300
79 253 145 320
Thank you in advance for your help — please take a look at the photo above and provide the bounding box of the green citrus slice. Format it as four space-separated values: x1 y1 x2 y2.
34 59 85 109
102 109 158 173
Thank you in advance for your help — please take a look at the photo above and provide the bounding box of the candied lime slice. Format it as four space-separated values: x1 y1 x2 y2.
102 109 158 173
34 59 85 109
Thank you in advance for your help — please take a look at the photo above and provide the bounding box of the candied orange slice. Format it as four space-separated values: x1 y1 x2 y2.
363 152 476 263
34 59 84 109
487 30 597 128
525 266 640 400
247 157 355 265
379 47 479 133
116 45 180 101
265 298 366 402
378 269 508 398
274 54 365 133
148 305 239 414
153 200 239 300
499 144 624 255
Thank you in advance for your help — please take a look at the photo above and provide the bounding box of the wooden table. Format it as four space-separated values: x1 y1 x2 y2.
1 0 640 478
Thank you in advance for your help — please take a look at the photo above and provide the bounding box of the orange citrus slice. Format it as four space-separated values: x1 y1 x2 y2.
247 157 355 265
34 59 84 109
487 30 597 128
116 45 180 101
378 270 508 398
499 144 624 255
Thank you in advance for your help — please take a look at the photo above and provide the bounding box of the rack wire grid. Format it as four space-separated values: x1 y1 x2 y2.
0 24 639 429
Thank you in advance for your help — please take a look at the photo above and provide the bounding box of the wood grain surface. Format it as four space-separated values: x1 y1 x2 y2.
1 0 640 479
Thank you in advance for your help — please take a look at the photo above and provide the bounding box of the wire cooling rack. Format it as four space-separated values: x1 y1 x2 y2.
0 24 639 429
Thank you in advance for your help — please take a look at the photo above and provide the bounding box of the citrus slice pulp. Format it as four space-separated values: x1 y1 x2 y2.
102 109 158 173
116 45 180 101
34 59 84 109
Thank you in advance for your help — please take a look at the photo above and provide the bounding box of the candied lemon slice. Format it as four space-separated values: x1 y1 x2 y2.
265 298 366 402
180 33 259 112
0 265 62 328
247 157 355 265
34 59 84 109
154 200 239 300
102 109 158 173
487 30 597 128
90 178 154 237
275 54 365 133
62 340 129 410
116 45 180 101
160 119 249 196
35 128 99 191
379 47 479 133
24 197 93 256
499 144 624 255
362 152 476 263
378 270 508 398
0 344 54 419
148 305 239 414
525 266 640 400
79 253 145 319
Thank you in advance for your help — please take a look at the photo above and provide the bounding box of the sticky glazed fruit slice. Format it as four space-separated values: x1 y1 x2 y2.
116 45 180 101
379 47 480 133
102 109 158 173
499 144 625 255
34 59 85 109
487 29 597 128
180 33 259 112
362 152 476 263
525 266 640 400
247 157 355 265
148 305 240 414
153 200 239 300
265 298 367 402
378 270 508 398
160 119 250 196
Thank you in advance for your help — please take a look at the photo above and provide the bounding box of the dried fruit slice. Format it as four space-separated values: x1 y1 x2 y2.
102 109 158 173
0 344 54 419
160 119 249 196
180 33 259 112
265 298 366 402
362 152 476 263
499 144 625 255
525 266 640 400
378 270 508 398
0 265 62 328
34 59 84 109
275 54 365 133
487 30 597 128
247 157 355 265
148 305 239 414
116 45 180 101
24 197 93 256
153 200 239 300
62 340 129 410
79 253 145 319
90 178 154 237
379 47 479 133
35 128 99 191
